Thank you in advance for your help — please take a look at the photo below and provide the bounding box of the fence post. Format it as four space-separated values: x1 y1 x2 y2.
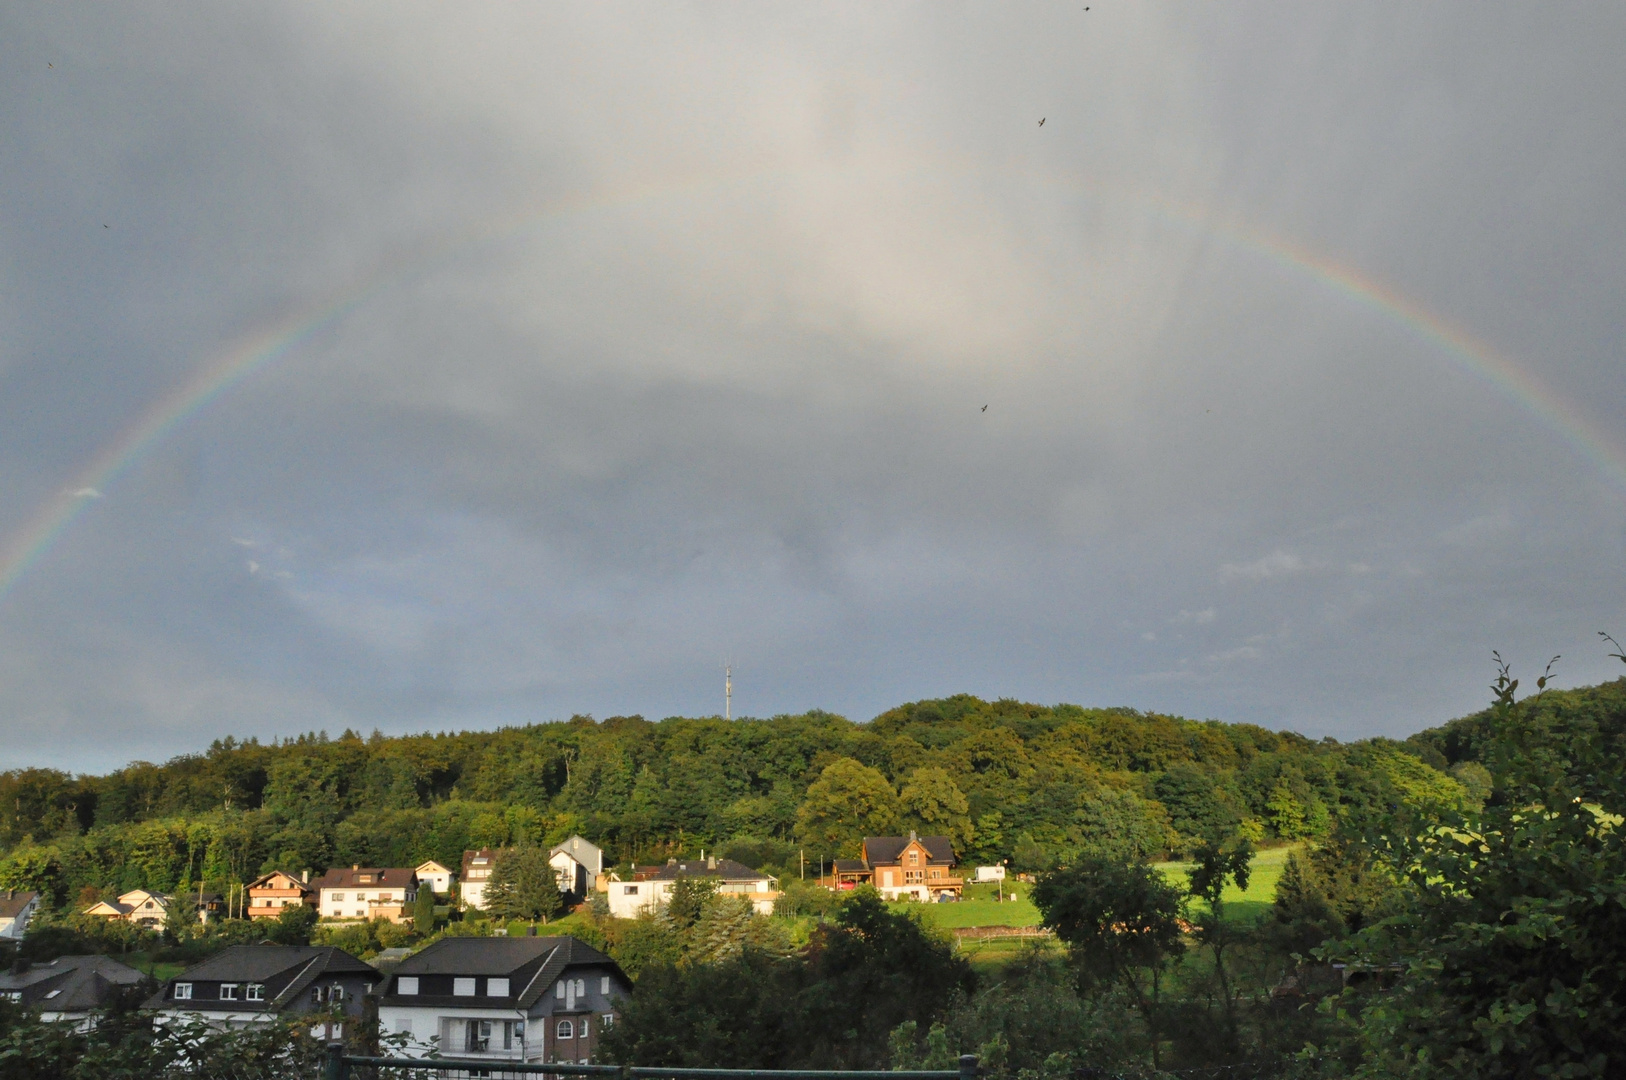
324 1040 349 1080
959 1054 979 1080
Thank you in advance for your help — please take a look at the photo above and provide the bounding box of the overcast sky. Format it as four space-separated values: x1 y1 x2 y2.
3 4 1624 772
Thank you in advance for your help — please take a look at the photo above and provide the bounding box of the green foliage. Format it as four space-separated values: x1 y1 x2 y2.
483 845 565 923
795 758 900 858
600 886 972 1069
412 882 436 933
1314 654 1626 1078
1033 855 1187 1067
267 900 319 945
663 874 719 931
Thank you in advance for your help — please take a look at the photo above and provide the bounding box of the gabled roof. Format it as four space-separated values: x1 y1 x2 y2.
247 871 312 893
462 848 505 875
0 955 147 1012
83 900 132 916
309 867 417 890
144 946 378 1011
549 835 604 873
639 857 771 882
386 936 627 1009
863 835 955 866
414 860 453 874
0 890 39 918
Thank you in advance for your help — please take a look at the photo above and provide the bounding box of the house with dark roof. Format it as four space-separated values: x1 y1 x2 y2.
834 834 963 902
310 866 419 924
0 890 39 940
606 855 779 918
0 955 148 1028
145 945 379 1035
377 935 631 1064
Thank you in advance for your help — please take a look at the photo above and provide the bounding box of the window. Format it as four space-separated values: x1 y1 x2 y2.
311 986 328 1005
332 893 346 901
465 1019 491 1052
220 984 240 1000
623 885 638 895
600 976 610 994
930 868 941 879
246 984 265 1001
908 851 919 865
579 1017 590 1039
556 1020 574 1039
555 980 564 998
602 1012 614 1028
174 983 193 1000
453 977 477 996
1 992 19 1003
487 978 509 997
330 985 345 1004
45 989 62 999
397 976 419 995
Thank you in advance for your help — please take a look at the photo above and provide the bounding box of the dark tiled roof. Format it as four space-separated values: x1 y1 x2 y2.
863 836 955 866
0 891 38 918
0 955 146 1012
832 860 868 873
309 867 417 890
640 858 770 882
461 848 505 875
144 945 378 1011
384 936 627 1009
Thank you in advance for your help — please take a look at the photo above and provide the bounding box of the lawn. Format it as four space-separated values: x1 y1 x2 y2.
1154 843 1296 922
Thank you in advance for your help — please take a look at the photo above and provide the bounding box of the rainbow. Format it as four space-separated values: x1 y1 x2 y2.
2 175 1622 607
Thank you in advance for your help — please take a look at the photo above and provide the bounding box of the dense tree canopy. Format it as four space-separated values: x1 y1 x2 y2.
0 692 1495 910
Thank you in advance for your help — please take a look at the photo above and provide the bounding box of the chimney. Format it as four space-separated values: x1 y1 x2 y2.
909 830 918 842
301 870 309 884
353 865 359 871
707 856 716 871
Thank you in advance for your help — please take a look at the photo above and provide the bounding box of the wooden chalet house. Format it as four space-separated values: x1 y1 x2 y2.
246 871 315 920
832 833 964 902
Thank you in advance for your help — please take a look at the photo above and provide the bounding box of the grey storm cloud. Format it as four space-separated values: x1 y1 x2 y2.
2 3 1625 770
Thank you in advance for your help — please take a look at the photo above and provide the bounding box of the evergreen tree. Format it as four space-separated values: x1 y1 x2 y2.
484 846 565 924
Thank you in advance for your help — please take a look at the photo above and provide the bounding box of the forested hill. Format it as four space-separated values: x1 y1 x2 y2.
0 690 1514 906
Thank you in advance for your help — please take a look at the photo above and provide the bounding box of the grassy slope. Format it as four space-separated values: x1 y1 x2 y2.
1154 843 1295 922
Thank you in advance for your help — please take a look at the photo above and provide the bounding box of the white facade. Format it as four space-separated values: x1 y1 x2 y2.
606 876 777 919
415 861 454 896
0 892 38 939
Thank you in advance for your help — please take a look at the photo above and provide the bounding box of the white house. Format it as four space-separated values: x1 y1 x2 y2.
548 836 604 901
414 860 455 896
377 936 631 1064
145 945 379 1036
0 890 39 939
607 856 779 919
83 889 171 930
309 867 419 924
460 848 502 911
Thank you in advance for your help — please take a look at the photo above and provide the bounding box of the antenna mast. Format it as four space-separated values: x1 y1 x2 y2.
724 663 732 720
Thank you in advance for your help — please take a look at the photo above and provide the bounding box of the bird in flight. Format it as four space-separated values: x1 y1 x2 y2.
103 224 108 228
981 404 988 412
1038 118 1045 126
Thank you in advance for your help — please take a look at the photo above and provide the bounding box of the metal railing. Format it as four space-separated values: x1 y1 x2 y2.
324 1046 979 1080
